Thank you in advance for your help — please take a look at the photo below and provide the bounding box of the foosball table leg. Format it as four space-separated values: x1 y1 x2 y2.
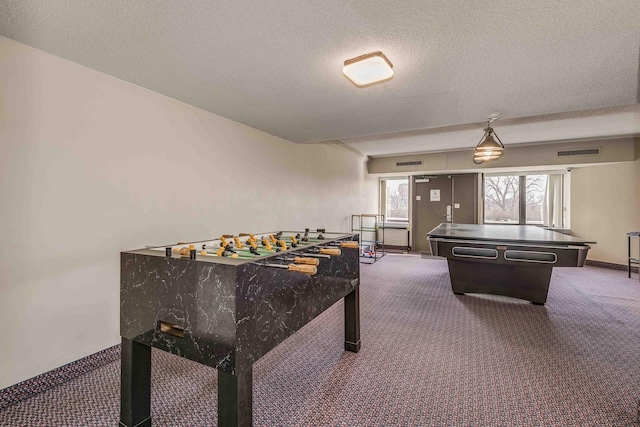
344 288 361 353
119 338 151 427
218 368 253 427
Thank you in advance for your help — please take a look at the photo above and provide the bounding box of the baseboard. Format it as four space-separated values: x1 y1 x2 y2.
585 259 639 273
384 245 412 253
0 345 120 411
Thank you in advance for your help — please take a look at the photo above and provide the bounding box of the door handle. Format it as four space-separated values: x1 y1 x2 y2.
446 205 452 222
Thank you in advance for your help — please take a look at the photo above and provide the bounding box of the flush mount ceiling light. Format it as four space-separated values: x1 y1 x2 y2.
473 112 505 164
343 51 394 88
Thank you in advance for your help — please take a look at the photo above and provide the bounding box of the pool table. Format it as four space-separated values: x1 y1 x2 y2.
427 223 593 305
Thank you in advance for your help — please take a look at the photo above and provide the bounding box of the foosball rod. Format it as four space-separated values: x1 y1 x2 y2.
287 250 331 259
258 236 342 256
243 228 330 242
200 249 254 259
203 242 286 259
235 232 330 246
216 234 352 255
276 256 320 266
290 251 330 259
201 243 261 253
203 240 281 255
291 238 358 249
220 244 325 261
275 233 356 248
198 241 258 259
255 262 317 275
204 240 348 257
224 235 285 252
276 244 340 256
202 237 273 251
232 241 324 257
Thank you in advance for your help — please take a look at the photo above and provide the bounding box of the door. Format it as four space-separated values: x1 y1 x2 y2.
413 176 453 252
451 174 477 224
413 174 478 253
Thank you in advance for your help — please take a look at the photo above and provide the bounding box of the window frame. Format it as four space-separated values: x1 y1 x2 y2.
380 177 410 223
482 172 566 227
483 174 521 225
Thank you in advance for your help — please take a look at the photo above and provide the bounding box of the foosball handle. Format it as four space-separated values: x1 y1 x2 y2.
293 257 320 266
319 248 341 256
288 264 317 275
340 241 359 249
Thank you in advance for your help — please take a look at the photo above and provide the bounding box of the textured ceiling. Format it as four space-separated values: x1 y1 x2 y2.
0 0 639 156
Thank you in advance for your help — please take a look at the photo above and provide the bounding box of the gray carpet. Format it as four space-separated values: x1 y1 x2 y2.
2 255 640 426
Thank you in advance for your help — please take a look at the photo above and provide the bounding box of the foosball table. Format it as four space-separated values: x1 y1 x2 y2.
119 229 360 427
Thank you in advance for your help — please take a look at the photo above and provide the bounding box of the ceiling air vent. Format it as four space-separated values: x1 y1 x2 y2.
396 160 423 167
557 148 600 157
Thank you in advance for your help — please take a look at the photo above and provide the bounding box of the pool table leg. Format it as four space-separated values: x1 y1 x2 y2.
344 288 361 352
447 260 552 305
218 368 253 427
119 338 151 427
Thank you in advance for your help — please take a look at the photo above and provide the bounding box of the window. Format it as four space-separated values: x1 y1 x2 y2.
525 175 547 225
483 173 565 227
381 178 409 222
484 175 520 224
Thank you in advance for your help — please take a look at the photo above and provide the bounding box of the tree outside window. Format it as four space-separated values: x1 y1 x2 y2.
484 176 519 223
385 179 408 221
525 175 547 224
484 174 550 224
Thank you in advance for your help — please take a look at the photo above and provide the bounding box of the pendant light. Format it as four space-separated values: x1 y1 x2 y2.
473 113 504 164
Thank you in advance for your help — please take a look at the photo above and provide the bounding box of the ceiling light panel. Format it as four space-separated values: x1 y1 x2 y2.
343 51 394 88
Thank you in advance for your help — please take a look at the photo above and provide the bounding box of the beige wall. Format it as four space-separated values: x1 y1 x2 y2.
570 148 640 264
0 37 378 388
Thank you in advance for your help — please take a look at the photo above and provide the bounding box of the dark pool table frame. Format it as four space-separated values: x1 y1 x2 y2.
428 223 593 305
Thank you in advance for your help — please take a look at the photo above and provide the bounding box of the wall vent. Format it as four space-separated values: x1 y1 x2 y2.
557 148 600 157
396 160 423 167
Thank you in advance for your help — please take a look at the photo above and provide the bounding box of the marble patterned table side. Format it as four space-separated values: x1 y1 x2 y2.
234 244 360 371
120 253 237 372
